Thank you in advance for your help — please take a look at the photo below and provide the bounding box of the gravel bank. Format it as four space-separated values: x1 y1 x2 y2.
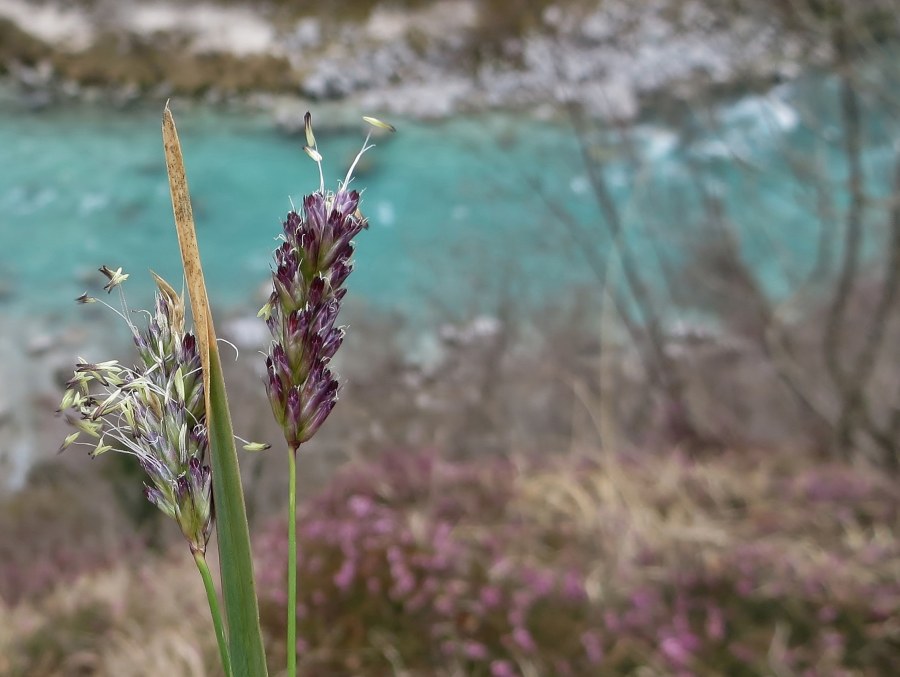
0 0 828 120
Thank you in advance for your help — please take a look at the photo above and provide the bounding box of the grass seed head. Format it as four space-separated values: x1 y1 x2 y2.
60 270 213 554
262 112 391 450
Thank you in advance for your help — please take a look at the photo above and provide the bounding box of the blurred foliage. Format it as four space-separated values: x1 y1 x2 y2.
0 461 143 606
0 555 224 676
50 33 292 95
13 601 115 676
0 19 46 67
251 449 900 675
729 0 899 43
2 434 898 674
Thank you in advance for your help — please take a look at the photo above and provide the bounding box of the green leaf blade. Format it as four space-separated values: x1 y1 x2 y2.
208 345 269 677
162 105 268 677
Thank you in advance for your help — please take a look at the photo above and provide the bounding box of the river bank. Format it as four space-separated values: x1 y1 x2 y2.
0 0 833 121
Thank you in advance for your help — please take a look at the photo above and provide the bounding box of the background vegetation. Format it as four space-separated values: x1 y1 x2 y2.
2 0 900 674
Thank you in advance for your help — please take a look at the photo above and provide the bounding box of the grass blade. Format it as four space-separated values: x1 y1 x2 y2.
162 103 269 677
207 341 268 676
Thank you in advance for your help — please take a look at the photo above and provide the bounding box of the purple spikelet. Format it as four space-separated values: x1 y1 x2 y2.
261 112 391 450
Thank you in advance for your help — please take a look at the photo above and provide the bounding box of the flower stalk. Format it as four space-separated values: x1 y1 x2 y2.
194 551 234 677
287 446 298 677
259 112 393 676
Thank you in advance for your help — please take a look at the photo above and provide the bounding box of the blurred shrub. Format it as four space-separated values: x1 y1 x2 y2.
0 19 47 70
3 447 897 674
0 462 142 606
256 449 900 675
0 556 222 677
8 599 115 676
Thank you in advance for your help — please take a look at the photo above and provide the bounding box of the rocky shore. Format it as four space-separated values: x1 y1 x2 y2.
0 0 830 121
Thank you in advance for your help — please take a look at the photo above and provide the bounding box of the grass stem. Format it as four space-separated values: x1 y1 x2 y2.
287 445 298 677
194 551 233 677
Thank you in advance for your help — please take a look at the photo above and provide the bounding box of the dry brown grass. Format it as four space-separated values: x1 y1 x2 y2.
511 446 900 601
3 446 898 675
0 552 222 677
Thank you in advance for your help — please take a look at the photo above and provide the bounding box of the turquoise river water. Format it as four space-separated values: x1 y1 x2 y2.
0 67 898 329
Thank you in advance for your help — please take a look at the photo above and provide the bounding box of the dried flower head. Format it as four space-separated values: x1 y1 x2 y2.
260 112 393 450
60 270 212 554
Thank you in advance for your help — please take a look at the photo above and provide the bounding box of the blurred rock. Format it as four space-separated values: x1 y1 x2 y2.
0 0 816 121
222 314 270 351
26 332 54 357
0 314 98 492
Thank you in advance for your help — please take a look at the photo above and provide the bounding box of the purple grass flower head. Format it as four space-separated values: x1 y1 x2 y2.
59 270 213 554
260 112 394 450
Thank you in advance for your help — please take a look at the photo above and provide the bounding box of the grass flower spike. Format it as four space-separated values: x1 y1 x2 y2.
260 113 385 449
62 271 212 554
260 112 393 676
61 269 232 676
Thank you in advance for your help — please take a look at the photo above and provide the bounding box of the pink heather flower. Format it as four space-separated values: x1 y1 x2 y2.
818 605 838 623
490 660 517 677
435 595 455 615
480 585 503 609
334 558 356 591
391 567 416 597
523 568 554 596
463 641 489 660
348 494 375 517
706 605 725 640
554 659 573 675
604 611 622 632
447 579 468 596
581 631 604 665
631 587 658 611
822 630 846 652
374 517 394 534
660 632 700 667
512 627 537 653
562 570 587 601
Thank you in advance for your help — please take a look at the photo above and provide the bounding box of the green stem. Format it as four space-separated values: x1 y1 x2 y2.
194 551 234 677
287 445 298 677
